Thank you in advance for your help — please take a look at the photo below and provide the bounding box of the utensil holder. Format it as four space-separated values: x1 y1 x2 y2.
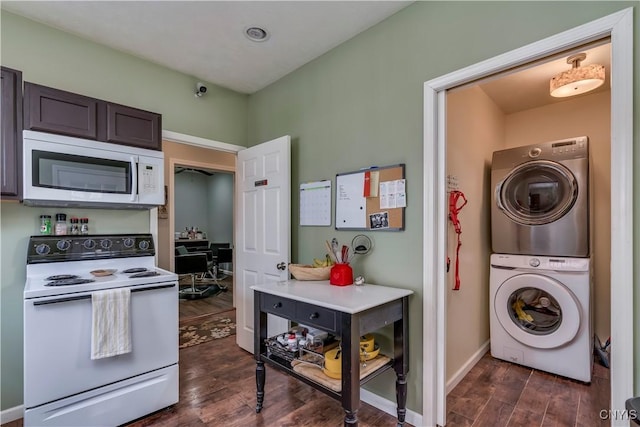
330 263 353 286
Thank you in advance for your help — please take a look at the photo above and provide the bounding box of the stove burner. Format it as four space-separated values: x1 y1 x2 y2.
128 271 160 278
46 278 96 286
46 274 79 281
122 268 147 274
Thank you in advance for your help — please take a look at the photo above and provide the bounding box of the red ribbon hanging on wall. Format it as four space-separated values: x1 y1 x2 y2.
448 190 467 290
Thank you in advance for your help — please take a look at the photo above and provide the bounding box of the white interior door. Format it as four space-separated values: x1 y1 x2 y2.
235 136 291 353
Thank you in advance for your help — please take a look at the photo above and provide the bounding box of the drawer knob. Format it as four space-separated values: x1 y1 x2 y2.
309 312 319 320
273 302 282 309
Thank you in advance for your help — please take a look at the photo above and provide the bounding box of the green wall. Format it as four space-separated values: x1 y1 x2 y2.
247 1 639 413
1 1 639 418
0 11 248 410
1 11 248 145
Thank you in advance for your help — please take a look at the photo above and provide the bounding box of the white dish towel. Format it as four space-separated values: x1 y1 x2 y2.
91 288 132 360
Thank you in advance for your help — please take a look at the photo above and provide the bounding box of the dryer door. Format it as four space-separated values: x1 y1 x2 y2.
497 160 577 225
494 273 581 349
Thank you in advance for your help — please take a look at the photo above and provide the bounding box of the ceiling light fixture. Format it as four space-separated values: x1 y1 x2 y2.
245 26 269 42
549 53 605 98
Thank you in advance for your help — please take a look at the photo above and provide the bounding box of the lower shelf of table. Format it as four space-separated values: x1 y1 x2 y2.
259 353 394 400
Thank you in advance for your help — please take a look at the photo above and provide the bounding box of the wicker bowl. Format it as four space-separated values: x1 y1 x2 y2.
289 264 331 281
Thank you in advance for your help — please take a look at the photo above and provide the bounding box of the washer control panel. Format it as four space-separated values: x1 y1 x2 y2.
491 254 590 272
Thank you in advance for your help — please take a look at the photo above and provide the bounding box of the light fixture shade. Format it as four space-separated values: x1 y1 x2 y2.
550 55 605 98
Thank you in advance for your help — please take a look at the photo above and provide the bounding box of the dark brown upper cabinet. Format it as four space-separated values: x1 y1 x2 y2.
107 103 161 150
24 82 104 140
1 66 23 200
23 82 161 150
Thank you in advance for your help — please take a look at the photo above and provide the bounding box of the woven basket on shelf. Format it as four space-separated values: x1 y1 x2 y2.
288 264 331 281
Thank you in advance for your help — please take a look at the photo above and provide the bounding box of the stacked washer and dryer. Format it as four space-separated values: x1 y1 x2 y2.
489 136 593 382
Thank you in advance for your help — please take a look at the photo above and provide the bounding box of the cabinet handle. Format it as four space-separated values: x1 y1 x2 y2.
273 302 282 309
309 312 319 320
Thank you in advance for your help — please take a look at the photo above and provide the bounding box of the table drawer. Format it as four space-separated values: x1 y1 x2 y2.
295 302 336 332
260 294 296 318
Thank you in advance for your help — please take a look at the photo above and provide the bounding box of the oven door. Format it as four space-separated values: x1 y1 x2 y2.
24 282 178 408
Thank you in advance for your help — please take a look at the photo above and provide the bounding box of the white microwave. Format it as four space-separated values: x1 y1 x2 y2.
22 130 165 209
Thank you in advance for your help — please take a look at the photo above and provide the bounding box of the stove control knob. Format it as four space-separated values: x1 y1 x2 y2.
138 240 150 251
83 239 96 250
36 243 50 255
56 240 71 251
100 239 113 249
123 238 135 248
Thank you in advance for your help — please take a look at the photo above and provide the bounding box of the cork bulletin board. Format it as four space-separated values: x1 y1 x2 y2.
335 164 406 231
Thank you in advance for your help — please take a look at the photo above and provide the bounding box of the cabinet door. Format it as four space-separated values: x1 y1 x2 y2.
24 82 102 140
1 66 23 199
106 103 161 150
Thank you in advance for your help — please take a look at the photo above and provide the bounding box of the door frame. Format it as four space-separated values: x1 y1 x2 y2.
422 8 634 426
159 130 243 275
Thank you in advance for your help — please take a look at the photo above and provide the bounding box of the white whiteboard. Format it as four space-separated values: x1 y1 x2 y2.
335 172 367 228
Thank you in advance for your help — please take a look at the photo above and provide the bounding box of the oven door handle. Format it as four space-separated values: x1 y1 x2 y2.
33 283 176 305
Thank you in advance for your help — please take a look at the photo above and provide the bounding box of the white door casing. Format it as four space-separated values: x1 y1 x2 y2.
423 8 634 427
236 136 291 353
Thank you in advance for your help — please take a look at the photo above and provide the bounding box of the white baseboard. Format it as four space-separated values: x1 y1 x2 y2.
446 340 491 394
361 388 423 426
0 405 23 424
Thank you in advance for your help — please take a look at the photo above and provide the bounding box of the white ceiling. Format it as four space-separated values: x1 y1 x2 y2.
2 1 412 94
475 42 611 114
3 1 610 111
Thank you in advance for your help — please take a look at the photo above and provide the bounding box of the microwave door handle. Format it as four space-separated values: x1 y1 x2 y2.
130 156 138 202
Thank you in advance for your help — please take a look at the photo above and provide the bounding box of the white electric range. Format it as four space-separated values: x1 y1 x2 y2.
23 233 178 427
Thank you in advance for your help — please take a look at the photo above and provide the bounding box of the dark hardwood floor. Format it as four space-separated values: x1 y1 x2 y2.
179 275 234 321
1 341 611 427
3 275 611 427
446 352 611 426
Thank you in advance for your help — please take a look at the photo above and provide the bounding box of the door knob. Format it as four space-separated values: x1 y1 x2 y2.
277 262 287 271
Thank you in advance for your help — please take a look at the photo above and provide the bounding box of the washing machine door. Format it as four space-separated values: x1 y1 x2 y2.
496 160 577 225
494 273 581 349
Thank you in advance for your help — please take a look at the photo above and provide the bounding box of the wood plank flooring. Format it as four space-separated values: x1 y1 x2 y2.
446 352 610 426
1 343 611 427
3 274 611 427
179 275 234 321
124 334 407 427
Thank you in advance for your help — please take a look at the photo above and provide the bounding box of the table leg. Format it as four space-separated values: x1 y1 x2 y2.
395 373 407 426
344 410 358 426
256 360 265 413
393 296 409 426
341 312 360 426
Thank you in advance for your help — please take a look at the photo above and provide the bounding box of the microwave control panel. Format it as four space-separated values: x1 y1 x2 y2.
139 164 158 194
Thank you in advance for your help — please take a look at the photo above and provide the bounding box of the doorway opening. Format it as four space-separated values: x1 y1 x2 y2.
422 8 633 426
173 164 234 322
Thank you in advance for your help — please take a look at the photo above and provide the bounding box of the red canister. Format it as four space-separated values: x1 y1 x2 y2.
330 263 353 286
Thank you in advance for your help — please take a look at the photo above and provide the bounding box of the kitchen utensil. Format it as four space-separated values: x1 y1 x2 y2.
325 240 337 263
331 238 340 261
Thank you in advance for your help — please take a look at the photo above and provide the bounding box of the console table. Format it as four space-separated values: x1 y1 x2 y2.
252 280 413 426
